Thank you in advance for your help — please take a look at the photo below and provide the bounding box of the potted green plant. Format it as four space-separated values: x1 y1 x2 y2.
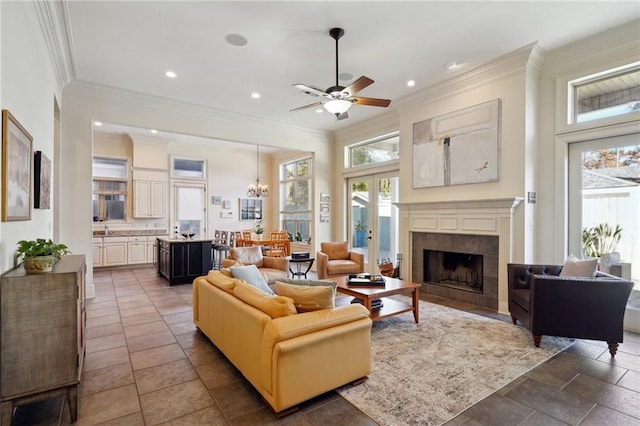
581 223 622 258
354 221 367 247
16 238 70 274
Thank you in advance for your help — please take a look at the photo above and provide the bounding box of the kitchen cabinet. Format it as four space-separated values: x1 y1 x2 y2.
1 255 86 424
92 237 103 267
157 237 212 285
133 180 166 218
127 236 147 264
147 238 157 264
103 236 128 266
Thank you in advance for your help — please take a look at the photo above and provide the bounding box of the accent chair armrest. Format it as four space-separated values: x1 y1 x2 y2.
316 251 329 279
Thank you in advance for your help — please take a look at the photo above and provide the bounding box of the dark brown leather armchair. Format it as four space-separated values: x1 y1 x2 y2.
508 263 634 357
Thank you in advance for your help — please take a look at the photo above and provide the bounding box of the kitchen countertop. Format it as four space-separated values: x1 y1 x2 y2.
156 236 213 243
93 230 169 237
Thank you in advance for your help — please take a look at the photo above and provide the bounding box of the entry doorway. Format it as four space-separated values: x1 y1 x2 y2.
347 173 399 274
173 181 206 238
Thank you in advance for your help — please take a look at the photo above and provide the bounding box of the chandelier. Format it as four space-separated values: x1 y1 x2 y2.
247 145 269 198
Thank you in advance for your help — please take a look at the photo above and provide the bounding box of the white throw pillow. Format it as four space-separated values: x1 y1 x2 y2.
230 264 274 295
559 254 597 277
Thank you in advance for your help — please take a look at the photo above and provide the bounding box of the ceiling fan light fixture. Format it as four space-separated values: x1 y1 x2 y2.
324 99 352 116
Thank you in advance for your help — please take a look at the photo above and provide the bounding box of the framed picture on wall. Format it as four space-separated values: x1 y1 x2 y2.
2 109 33 221
34 151 51 209
239 198 262 221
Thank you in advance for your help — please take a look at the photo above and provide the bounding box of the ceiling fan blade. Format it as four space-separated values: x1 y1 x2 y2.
290 101 323 112
293 84 330 98
337 111 349 121
351 97 391 107
342 76 374 96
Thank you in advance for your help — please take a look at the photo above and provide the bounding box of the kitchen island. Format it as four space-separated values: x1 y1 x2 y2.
156 236 213 285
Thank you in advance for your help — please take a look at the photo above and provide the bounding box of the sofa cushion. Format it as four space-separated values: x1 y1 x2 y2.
230 264 274 295
205 270 242 293
277 278 338 298
275 281 335 312
229 246 264 268
560 254 598 278
321 241 350 260
233 281 296 319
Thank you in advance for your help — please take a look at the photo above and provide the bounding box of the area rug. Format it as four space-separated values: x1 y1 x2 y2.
337 298 573 426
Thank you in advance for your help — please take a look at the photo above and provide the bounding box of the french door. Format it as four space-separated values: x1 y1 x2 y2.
347 172 400 274
568 133 639 283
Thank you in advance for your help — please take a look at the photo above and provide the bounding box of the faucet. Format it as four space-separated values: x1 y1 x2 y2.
104 221 109 236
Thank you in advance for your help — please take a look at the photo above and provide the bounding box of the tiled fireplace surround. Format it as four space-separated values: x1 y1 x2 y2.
399 198 523 313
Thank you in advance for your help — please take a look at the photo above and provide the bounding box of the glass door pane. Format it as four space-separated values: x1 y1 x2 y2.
349 177 372 270
568 135 639 286
348 172 400 274
174 182 206 238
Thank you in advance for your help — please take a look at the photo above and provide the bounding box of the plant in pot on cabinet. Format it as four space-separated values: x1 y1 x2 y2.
581 223 623 272
16 238 70 273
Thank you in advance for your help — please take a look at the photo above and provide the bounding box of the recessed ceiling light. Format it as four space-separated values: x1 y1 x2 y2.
251 92 261 99
407 80 416 87
225 33 248 47
93 121 103 126
446 61 458 70
315 108 324 113
165 70 177 78
150 129 158 134
339 72 354 81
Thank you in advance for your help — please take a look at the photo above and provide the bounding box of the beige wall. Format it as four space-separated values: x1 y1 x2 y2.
0 2 60 273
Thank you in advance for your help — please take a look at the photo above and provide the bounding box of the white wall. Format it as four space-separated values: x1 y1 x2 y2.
536 19 640 264
60 82 334 297
0 2 60 273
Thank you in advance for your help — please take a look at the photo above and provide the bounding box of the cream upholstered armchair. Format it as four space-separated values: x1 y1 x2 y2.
316 241 364 279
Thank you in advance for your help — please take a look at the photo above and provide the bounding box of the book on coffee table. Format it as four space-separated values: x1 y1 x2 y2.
347 273 386 286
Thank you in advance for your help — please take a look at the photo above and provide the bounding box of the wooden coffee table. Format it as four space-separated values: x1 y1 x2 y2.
333 276 420 323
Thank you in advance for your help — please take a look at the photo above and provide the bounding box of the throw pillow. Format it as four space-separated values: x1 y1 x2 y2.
274 281 335 312
230 246 264 268
277 278 338 298
233 281 296 319
559 254 598 277
230 264 274 295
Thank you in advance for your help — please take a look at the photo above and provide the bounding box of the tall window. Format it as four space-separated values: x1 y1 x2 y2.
92 157 127 221
280 157 312 242
346 133 399 168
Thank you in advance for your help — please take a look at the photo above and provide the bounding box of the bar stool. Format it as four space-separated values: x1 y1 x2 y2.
212 243 231 270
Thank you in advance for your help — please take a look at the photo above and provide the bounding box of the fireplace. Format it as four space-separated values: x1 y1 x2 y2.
398 198 523 313
424 250 483 293
412 232 499 310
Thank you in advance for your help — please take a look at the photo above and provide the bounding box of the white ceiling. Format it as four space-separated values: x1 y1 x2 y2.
65 1 640 133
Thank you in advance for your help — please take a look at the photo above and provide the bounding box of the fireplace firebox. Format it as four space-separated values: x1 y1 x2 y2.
424 250 483 293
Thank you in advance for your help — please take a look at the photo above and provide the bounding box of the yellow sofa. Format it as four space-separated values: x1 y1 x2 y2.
193 271 372 414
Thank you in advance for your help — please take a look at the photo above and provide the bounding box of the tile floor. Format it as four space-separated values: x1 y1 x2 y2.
10 266 640 425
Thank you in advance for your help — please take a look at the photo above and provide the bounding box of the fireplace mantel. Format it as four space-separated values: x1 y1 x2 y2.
398 197 523 313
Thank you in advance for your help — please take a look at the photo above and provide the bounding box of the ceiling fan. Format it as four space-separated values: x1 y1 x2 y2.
291 27 391 121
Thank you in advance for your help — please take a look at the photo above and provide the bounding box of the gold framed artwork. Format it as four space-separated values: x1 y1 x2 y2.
2 110 33 221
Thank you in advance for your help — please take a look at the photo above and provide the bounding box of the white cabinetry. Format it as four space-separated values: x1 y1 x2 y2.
133 180 166 218
127 236 147 264
103 237 128 266
147 237 157 264
92 237 103 267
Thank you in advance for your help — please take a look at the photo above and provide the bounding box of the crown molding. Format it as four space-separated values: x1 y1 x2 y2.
395 43 540 111
33 0 77 91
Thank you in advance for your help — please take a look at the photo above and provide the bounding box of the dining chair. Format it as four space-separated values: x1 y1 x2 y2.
266 231 288 257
